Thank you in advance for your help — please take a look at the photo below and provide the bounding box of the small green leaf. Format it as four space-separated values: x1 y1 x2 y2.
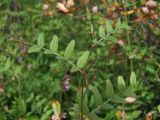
106 20 113 32
123 89 137 98
112 96 125 103
158 105 160 113
83 95 90 114
90 113 103 120
121 23 131 30
117 76 126 91
50 35 58 53
90 86 103 105
106 80 115 99
37 33 45 47
98 26 105 38
41 109 52 120
70 65 79 73
92 38 97 44
77 51 90 69
28 45 41 53
5 58 10 70
146 64 155 73
130 72 137 87
106 36 118 43
25 116 39 120
64 40 75 59
131 110 141 119
44 49 53 54
115 19 121 28
17 98 26 116
26 93 34 103
101 103 114 110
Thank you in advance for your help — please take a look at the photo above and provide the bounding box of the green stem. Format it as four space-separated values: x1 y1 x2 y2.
18 78 21 99
12 39 82 72
125 16 133 72
81 78 84 120
80 71 88 120
123 0 133 73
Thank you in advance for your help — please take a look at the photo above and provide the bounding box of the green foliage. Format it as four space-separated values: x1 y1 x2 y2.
28 45 42 53
117 76 126 91
64 40 75 59
50 35 58 53
106 80 115 99
37 33 45 48
98 26 105 38
105 20 113 32
77 51 90 69
0 0 160 120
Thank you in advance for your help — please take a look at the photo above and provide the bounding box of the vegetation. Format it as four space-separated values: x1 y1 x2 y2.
0 0 160 120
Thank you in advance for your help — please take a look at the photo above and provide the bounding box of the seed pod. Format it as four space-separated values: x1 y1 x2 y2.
50 35 58 53
64 40 75 59
77 51 89 69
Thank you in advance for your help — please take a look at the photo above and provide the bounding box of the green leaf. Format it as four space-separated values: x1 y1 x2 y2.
106 80 115 99
26 93 34 103
121 23 131 30
131 110 141 119
158 105 160 113
77 51 90 69
90 113 103 120
41 109 52 120
112 96 125 103
90 86 103 105
28 45 41 53
25 116 39 120
115 19 121 28
50 35 58 53
101 103 114 110
146 64 155 74
5 58 10 70
70 65 79 73
117 76 126 91
44 49 53 54
123 89 137 98
64 40 75 59
83 95 90 114
17 98 26 116
37 33 45 47
106 36 118 43
98 26 105 38
130 72 137 87
106 20 113 32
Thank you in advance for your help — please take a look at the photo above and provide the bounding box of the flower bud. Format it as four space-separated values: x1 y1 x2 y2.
92 6 98 13
142 7 149 14
43 4 49 11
